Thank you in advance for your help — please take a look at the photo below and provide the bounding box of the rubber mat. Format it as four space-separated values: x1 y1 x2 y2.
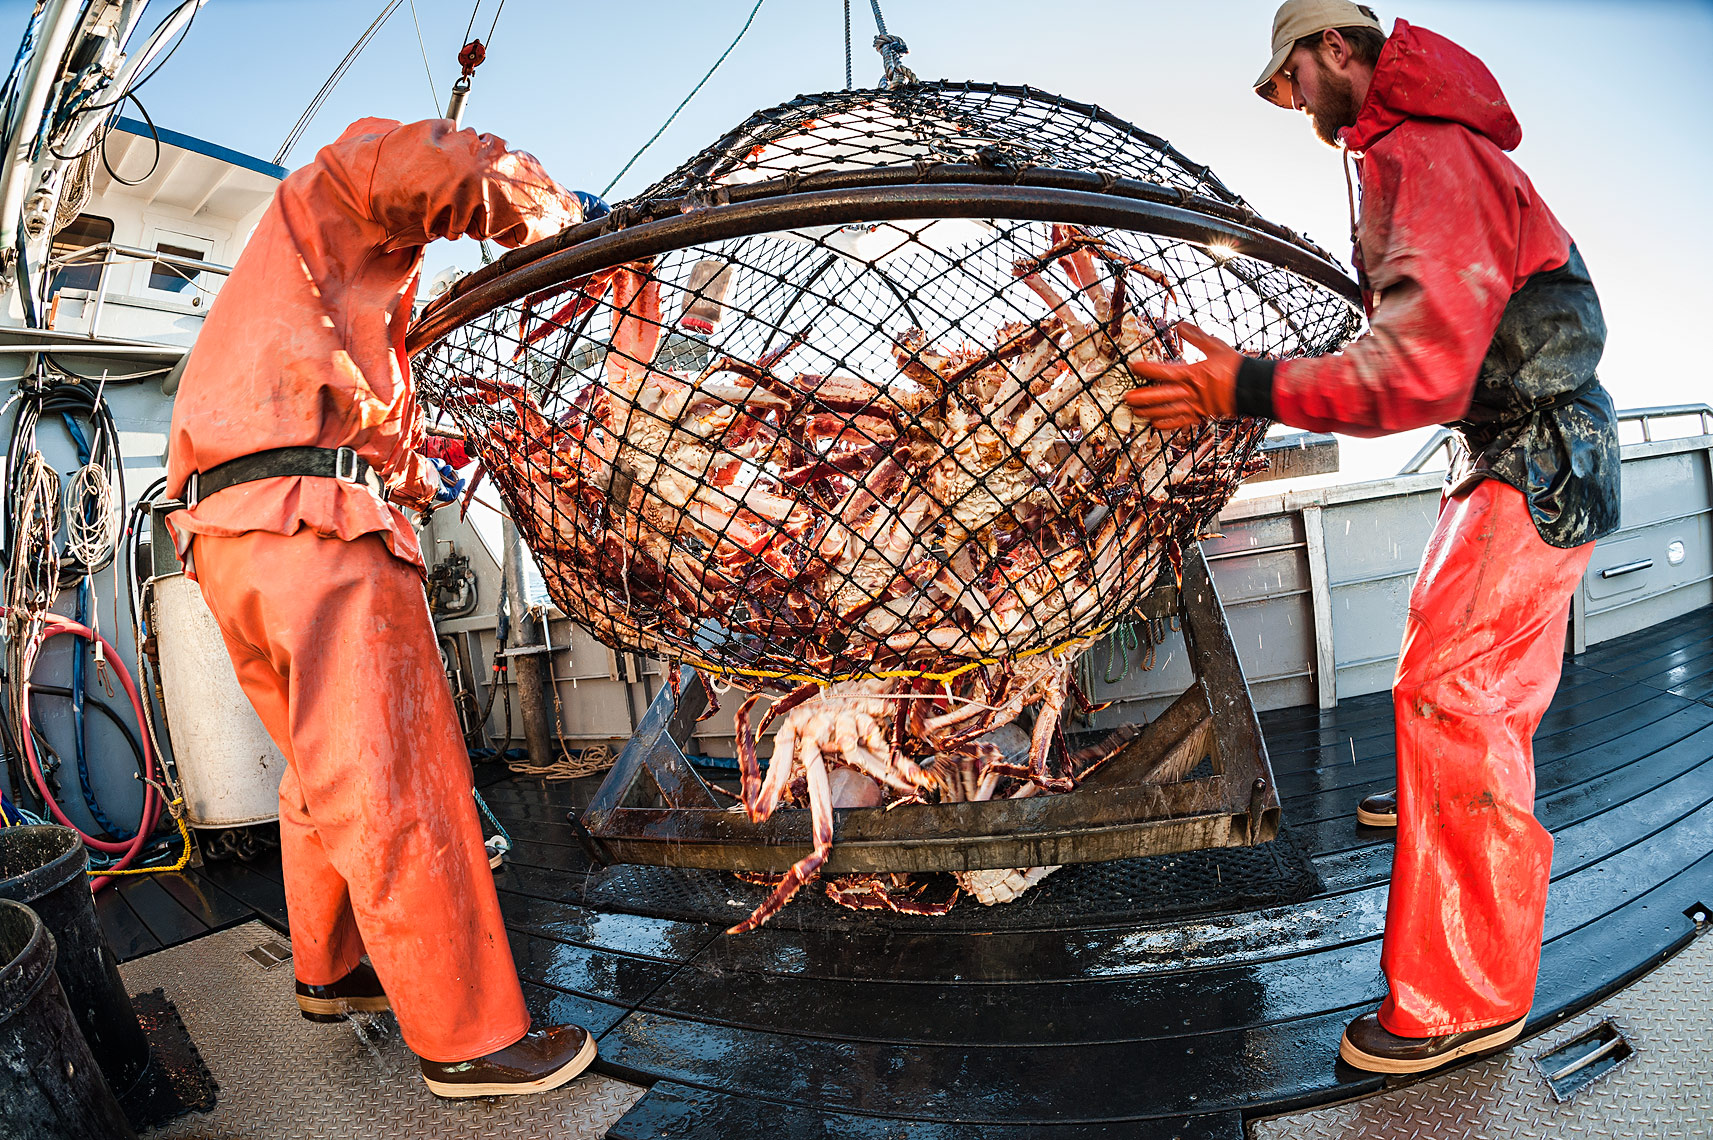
119 988 219 1130
119 921 645 1140
576 823 1322 932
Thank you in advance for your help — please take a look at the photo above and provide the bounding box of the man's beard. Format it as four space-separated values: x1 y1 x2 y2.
1307 69 1360 146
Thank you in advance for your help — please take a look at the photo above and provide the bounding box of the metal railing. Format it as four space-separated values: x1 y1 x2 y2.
46 242 233 340
1616 403 1713 442
1398 403 1713 475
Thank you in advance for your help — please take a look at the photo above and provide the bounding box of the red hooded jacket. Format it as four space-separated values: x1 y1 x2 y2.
1260 21 1578 436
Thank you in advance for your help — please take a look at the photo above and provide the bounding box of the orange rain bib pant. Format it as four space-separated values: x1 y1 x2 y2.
1379 479 1593 1037
191 530 530 1063
163 117 578 1063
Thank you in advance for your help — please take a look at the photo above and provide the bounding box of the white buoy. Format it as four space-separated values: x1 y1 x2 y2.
151 572 288 828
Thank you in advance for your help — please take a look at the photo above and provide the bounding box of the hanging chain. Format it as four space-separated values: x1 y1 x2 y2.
868 0 916 88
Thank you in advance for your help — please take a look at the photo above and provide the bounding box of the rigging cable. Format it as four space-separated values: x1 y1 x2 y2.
51 0 201 166
274 0 406 166
844 0 853 90
599 0 766 197
76 0 204 112
406 0 441 113
458 0 509 56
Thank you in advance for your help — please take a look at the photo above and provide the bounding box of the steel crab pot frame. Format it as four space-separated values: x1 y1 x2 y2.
576 547 1282 874
407 81 1361 882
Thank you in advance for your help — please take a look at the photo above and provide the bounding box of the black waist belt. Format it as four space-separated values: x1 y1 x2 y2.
185 446 388 508
1465 375 1601 422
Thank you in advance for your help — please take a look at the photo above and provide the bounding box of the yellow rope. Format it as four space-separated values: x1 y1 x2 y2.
677 621 1115 689
507 742 615 780
91 799 193 877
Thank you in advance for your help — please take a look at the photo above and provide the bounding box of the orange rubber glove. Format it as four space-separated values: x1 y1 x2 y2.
1124 323 1241 430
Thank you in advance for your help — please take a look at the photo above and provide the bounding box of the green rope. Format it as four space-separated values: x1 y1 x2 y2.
472 786 511 848
599 0 765 197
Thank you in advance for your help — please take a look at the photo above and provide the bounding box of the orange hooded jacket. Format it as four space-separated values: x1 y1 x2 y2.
165 117 577 570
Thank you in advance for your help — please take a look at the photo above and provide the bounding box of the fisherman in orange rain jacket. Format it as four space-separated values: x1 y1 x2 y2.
164 117 600 1099
1125 2 1620 1075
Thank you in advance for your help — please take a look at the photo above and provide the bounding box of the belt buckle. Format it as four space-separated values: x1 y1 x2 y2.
185 471 200 509
334 446 361 483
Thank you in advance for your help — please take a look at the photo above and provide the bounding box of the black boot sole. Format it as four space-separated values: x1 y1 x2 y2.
1339 1017 1525 1073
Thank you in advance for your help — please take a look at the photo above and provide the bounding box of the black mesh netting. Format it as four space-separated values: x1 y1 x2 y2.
414 82 1361 689
634 82 1267 212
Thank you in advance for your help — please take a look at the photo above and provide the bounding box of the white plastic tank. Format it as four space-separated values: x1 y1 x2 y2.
150 572 288 828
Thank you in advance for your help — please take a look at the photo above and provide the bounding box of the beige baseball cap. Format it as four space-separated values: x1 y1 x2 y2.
1253 0 1384 106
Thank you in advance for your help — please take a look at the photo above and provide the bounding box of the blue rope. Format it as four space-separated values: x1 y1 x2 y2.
60 411 132 842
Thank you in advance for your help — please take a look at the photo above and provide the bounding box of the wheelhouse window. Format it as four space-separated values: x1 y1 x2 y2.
149 242 206 294
48 214 114 297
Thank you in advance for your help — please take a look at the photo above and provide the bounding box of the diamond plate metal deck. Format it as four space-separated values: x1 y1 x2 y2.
1250 929 1713 1140
118 922 646 1140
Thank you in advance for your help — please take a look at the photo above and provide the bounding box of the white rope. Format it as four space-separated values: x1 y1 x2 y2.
5 453 61 642
64 462 115 568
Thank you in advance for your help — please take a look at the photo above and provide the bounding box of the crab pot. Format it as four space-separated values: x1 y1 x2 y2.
407 83 1354 874
410 82 1360 688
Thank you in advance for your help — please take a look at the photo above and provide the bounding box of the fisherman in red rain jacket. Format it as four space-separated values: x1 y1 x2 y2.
1126 2 1620 1074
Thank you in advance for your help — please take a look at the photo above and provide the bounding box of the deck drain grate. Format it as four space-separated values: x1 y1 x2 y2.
1534 1020 1633 1102
243 939 292 970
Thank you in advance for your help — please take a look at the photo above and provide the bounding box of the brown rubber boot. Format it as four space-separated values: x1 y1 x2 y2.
1356 789 1398 827
420 1024 597 1099
296 960 391 1022
1340 1011 1526 1074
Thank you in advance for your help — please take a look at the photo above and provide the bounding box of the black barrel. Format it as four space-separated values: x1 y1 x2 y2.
0 826 150 1099
0 899 138 1139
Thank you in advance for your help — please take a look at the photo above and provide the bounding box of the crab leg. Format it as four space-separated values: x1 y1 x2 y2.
1026 663 1077 792
733 682 815 816
1012 262 1091 343
511 268 619 359
750 684 822 821
606 263 664 387
726 741 833 935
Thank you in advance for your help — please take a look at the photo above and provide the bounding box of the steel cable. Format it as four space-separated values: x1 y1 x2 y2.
274 0 405 167
599 0 766 197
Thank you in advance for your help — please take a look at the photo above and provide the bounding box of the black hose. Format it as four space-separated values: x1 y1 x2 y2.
39 380 127 586
25 683 151 842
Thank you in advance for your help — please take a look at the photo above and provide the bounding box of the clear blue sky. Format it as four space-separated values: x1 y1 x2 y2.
8 0 1709 476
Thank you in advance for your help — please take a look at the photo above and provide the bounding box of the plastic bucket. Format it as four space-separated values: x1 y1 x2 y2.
0 825 150 1098
0 899 137 1139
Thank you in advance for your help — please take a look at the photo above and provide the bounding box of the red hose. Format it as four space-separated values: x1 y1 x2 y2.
16 616 159 892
